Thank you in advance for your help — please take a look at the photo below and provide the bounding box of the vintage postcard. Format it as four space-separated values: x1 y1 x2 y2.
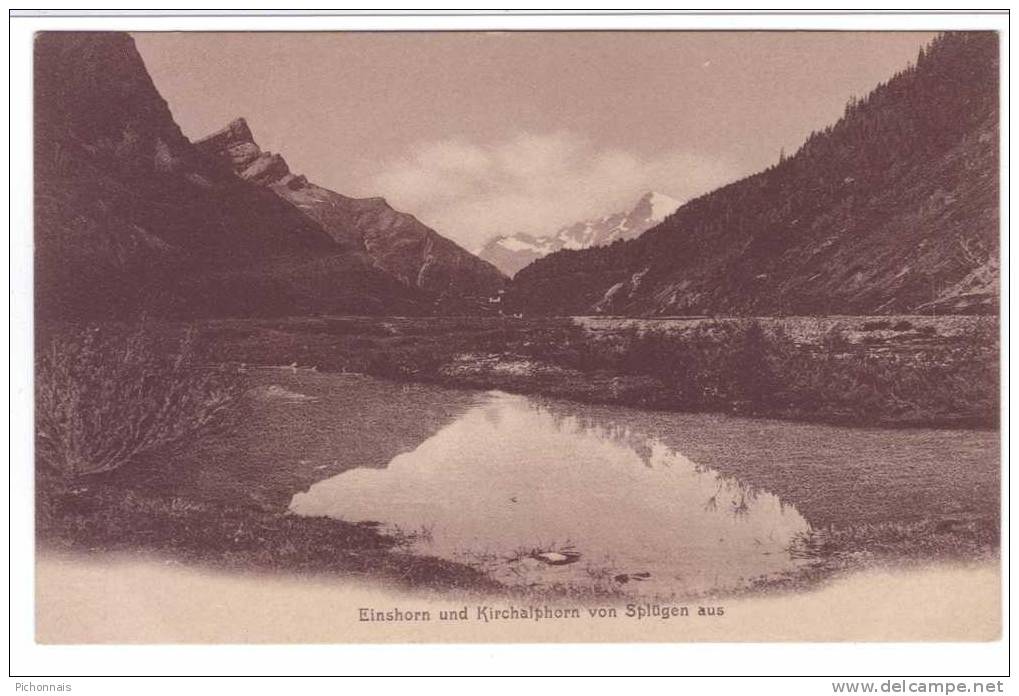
29 26 1001 647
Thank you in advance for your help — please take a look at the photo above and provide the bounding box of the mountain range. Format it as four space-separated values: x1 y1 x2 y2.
478 191 681 277
34 31 998 321
507 32 999 316
34 32 503 320
193 118 505 298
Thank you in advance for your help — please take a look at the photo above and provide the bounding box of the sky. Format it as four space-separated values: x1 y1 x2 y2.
134 31 934 251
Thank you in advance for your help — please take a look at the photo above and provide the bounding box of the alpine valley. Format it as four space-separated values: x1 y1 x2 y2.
32 30 1000 630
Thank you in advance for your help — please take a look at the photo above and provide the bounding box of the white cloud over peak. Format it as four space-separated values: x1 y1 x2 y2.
369 131 741 250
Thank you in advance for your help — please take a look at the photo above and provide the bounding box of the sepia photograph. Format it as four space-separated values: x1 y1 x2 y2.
14 10 1005 668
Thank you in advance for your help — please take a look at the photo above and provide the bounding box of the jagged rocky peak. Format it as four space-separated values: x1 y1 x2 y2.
194 117 506 297
195 117 254 154
194 117 304 188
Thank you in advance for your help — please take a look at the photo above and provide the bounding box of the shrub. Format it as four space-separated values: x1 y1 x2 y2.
36 324 241 478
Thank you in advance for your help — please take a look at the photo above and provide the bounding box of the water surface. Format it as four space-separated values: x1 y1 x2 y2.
249 372 997 598
291 390 812 596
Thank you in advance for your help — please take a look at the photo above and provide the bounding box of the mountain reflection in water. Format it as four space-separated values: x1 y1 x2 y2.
291 391 810 596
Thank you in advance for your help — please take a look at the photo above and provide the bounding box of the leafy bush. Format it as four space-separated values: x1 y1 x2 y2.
36 324 241 478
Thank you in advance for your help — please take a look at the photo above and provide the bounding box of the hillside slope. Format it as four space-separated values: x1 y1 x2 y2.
34 32 426 318
508 32 999 316
194 119 506 301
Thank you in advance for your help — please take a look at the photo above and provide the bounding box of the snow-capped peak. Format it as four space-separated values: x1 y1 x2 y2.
478 190 684 277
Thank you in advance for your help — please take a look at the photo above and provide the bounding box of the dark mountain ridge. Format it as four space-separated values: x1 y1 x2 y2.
508 32 999 316
194 118 506 299
34 32 455 318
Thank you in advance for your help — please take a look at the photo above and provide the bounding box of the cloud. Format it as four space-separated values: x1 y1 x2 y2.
369 132 741 251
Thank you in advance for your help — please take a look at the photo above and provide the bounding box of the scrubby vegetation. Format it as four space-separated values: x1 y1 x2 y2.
195 314 999 428
36 324 241 479
545 319 999 425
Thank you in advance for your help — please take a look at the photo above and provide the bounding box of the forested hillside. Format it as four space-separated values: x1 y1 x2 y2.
508 32 999 316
